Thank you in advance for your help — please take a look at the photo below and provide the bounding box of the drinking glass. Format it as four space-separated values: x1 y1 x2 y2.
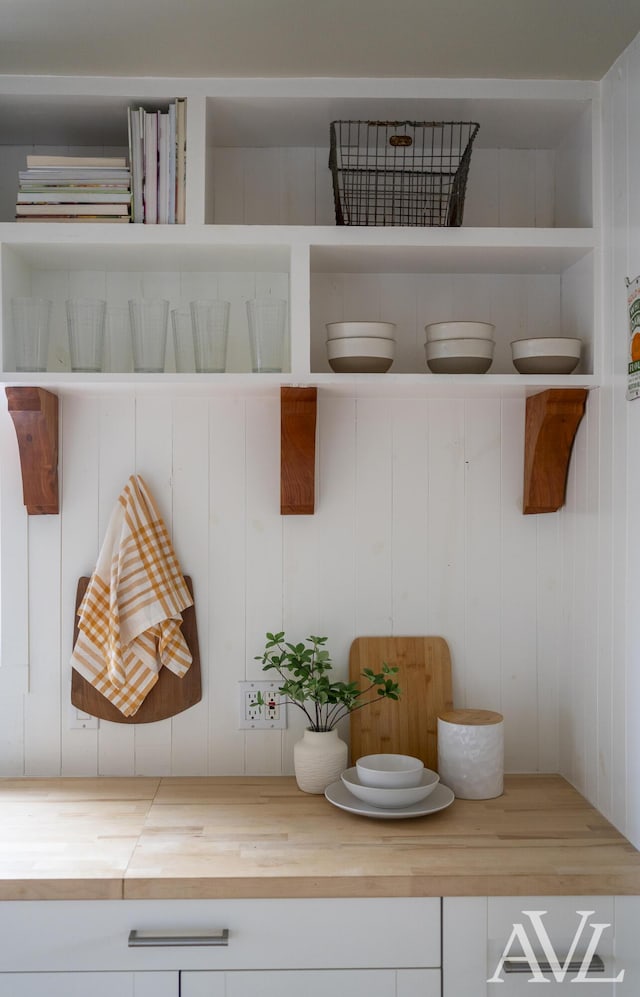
171 307 196 373
128 298 169 373
66 297 106 372
246 297 287 372
190 299 230 373
12 297 52 372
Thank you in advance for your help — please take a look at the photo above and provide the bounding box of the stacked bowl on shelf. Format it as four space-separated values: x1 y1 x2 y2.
424 321 495 374
510 337 582 373
326 321 396 373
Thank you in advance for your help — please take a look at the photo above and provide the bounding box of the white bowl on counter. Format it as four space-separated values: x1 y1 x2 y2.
342 766 440 808
356 752 424 788
511 337 582 374
425 321 495 342
327 335 395 374
425 337 494 374
326 321 396 341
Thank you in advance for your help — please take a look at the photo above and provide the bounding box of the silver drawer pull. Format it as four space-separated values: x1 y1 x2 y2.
504 953 604 974
128 929 229 948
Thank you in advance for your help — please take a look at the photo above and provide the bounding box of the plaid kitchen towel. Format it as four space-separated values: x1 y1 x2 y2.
71 474 193 716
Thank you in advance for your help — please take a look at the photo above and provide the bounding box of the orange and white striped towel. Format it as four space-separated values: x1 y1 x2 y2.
71 474 193 717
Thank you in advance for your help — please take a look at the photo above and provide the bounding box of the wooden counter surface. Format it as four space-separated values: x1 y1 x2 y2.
1 774 639 901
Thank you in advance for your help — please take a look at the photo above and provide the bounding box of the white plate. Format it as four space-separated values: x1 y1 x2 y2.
325 779 455 819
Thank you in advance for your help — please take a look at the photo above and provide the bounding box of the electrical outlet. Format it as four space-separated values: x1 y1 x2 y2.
69 705 99 730
238 680 287 730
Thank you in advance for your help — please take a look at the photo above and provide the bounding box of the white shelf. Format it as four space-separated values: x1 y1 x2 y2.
0 75 600 391
0 371 598 400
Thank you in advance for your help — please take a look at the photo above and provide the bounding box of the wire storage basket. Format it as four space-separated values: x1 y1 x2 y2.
329 120 480 227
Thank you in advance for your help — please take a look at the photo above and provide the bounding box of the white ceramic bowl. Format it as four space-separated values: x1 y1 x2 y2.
327 337 395 360
511 337 582 374
425 337 494 374
327 336 395 373
342 766 439 808
425 321 495 342
356 753 424 788
326 321 396 341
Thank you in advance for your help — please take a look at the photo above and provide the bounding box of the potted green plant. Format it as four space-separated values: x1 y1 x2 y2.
256 632 400 794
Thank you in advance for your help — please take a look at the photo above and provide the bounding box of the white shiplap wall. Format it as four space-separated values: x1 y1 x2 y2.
557 28 640 849
0 387 571 778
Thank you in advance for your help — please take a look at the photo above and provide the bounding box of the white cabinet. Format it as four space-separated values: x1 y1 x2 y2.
0 973 177 997
443 896 639 996
0 897 440 994
0 75 600 393
181 968 440 997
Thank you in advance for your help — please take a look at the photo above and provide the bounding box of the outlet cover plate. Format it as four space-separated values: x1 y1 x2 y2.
238 680 287 730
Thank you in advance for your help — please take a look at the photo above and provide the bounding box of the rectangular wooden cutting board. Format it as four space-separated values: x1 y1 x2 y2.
349 636 453 771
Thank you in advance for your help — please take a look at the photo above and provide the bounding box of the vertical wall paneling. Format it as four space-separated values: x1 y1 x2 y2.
244 395 284 775
209 145 555 228
624 32 640 847
170 395 210 775
282 148 316 225
498 150 536 227
609 54 631 833
209 397 247 775
60 395 100 775
0 392 27 774
23 479 62 775
0 383 600 778
0 390 29 671
94 394 136 776
463 398 503 715
354 398 393 636
426 399 466 702
289 245 310 377
499 398 539 770
311 394 357 758
534 494 562 773
185 95 206 226
391 399 429 634
132 395 174 776
582 399 601 803
378 275 418 373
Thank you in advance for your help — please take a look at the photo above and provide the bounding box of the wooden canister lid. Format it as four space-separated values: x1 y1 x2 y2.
438 709 503 726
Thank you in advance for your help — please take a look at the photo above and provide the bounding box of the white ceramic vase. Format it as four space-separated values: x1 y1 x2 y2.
293 728 348 794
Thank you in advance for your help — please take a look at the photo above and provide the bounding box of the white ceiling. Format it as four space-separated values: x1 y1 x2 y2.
1 0 640 80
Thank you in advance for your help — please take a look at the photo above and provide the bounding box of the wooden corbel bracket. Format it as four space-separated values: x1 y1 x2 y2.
280 386 317 515
523 388 588 514
5 386 59 515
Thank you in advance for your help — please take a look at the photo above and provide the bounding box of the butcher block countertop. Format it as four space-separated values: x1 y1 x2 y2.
1 774 639 901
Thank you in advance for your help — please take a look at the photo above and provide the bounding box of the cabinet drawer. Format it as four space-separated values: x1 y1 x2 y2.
0 898 440 972
182 968 441 997
0 972 177 997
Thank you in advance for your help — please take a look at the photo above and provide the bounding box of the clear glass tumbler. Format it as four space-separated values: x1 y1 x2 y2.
12 297 52 372
66 297 107 372
171 307 196 373
246 297 287 372
128 298 169 373
190 299 230 373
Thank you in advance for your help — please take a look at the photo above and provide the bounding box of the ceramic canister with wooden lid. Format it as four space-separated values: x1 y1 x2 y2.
437 709 504 799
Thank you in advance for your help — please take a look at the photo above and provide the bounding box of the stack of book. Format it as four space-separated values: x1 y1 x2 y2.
127 98 186 224
16 155 132 222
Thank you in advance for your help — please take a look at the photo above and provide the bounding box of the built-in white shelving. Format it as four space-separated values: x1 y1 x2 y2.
0 75 600 395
